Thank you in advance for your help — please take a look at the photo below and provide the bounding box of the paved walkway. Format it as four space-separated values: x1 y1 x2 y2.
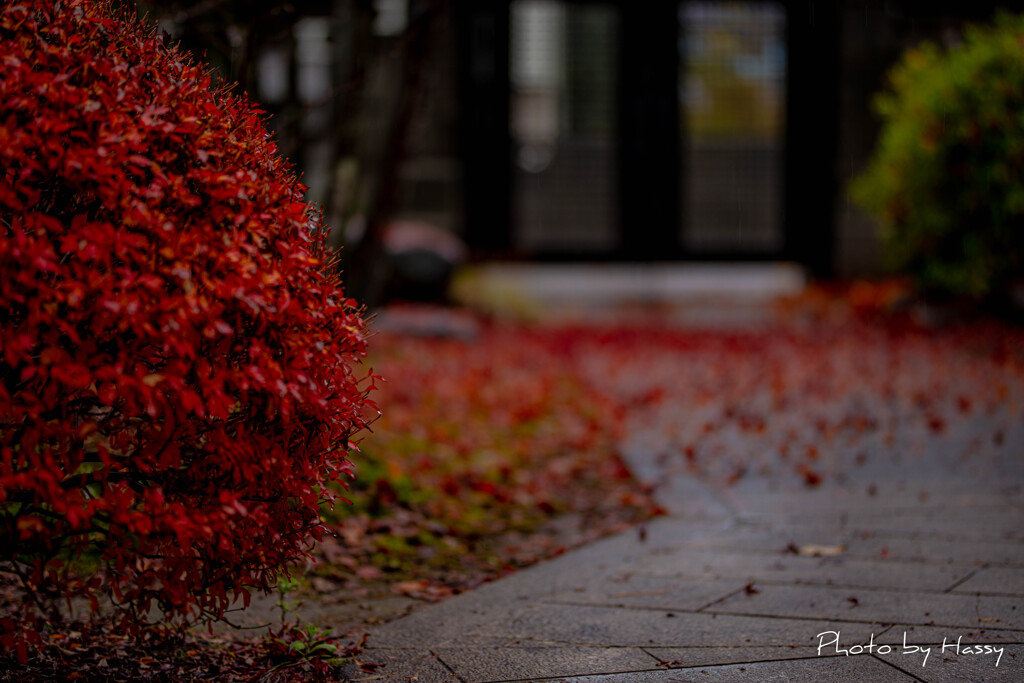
357 317 1024 682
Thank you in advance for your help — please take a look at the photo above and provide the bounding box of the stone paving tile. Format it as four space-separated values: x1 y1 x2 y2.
407 633 583 649
727 486 1024 519
460 603 881 648
546 576 742 612
811 627 1020 668
621 449 736 521
844 536 1024 566
357 649 460 682
358 331 1024 682
730 512 1024 544
435 646 658 682
754 501 1024 518
706 583 1024 629
746 508 1024 542
364 525 736 649
950 566 1024 596
876 623 1024 645
366 606 491 650
537 654 914 681
364 536 651 649
640 519 853 554
646 523 1024 566
597 546 976 591
642 645 821 667
884 643 1020 682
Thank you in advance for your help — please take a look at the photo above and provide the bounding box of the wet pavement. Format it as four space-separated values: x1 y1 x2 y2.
356 303 1024 682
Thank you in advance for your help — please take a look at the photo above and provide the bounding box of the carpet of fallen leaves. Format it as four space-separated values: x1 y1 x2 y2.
317 320 662 601
6 285 1024 681
307 288 1024 611
568 305 1024 490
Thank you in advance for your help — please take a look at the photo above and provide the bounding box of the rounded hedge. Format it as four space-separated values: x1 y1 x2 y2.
850 12 1024 299
0 0 373 651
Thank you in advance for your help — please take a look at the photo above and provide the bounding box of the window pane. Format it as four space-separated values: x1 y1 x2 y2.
680 2 786 252
511 1 618 254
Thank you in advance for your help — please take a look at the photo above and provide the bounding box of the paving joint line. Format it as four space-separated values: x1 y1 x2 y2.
780 528 1024 543
531 599 917 628
619 552 989 570
656 652 850 668
701 607 1024 630
488 652 882 682
540 599 712 614
637 646 672 668
857 531 1024 543
870 653 930 682
700 578 1012 597
659 544 1024 565
638 645 670 667
432 648 466 682
942 565 986 593
638 645 850 668
484 664 682 683
696 586 749 612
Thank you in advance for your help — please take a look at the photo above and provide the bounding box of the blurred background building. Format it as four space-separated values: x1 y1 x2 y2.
139 0 1014 305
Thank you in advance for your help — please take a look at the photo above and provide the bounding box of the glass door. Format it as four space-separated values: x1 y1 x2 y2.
679 2 786 254
510 0 619 255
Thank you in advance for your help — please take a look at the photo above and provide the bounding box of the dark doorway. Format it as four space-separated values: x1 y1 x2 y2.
510 1 620 255
459 0 839 274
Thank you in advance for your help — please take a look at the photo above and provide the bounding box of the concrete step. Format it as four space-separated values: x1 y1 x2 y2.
451 261 806 322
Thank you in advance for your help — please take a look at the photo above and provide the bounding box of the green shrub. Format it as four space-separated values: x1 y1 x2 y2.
849 12 1024 299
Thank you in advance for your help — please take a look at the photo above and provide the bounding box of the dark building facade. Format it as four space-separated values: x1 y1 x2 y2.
155 0 1016 280
454 0 1013 277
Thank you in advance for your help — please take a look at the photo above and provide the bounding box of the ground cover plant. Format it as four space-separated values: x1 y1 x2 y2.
0 0 372 667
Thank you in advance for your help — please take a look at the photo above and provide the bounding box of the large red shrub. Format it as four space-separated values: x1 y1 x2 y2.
0 0 373 652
